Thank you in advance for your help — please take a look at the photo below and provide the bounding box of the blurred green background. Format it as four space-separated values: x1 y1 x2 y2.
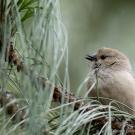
61 0 135 90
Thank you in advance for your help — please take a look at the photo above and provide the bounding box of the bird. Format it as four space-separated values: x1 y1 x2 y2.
86 47 135 114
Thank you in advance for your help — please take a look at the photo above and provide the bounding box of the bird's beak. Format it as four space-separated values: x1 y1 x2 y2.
85 54 97 61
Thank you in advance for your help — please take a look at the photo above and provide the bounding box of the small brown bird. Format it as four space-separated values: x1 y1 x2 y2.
86 47 135 113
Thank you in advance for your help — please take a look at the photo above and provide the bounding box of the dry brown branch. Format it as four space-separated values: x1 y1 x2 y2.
5 42 83 109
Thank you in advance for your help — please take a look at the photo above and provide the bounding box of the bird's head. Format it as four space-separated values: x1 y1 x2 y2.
86 48 132 72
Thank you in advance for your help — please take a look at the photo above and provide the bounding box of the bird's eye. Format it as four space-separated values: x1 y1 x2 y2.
100 55 107 60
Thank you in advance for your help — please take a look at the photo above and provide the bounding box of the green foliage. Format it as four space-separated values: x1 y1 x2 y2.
18 0 39 22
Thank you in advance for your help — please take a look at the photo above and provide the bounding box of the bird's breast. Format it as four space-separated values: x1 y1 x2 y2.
88 70 135 113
